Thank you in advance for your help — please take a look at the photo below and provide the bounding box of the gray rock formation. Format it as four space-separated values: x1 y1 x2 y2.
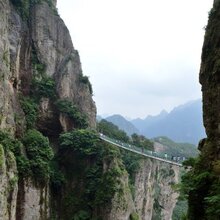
133 159 179 220
0 145 18 220
0 0 96 219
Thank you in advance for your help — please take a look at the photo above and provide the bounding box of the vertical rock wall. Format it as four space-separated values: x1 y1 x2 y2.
133 159 179 220
31 2 96 130
0 145 18 220
0 0 96 219
188 0 220 219
102 158 179 220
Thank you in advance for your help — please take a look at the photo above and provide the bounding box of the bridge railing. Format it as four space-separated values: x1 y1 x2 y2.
99 133 184 165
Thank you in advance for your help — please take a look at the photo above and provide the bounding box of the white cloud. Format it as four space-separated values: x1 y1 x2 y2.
57 0 213 118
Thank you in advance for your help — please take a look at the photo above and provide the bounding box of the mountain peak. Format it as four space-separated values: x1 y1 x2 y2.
105 114 140 136
131 99 205 144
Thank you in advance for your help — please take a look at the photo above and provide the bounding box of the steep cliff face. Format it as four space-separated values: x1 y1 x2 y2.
0 0 96 219
133 159 179 220
1 0 96 134
31 2 96 127
91 157 179 220
0 145 18 220
182 0 220 219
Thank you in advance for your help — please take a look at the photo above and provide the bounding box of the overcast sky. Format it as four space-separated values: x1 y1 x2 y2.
57 0 213 119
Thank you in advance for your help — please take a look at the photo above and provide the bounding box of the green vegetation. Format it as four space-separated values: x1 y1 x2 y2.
97 119 129 142
172 200 188 220
31 47 56 101
50 159 66 193
22 129 54 184
31 75 56 101
79 73 93 95
180 144 220 220
97 120 153 151
55 99 88 129
59 129 99 156
121 150 141 199
0 130 53 185
97 119 147 199
0 144 4 170
131 133 154 151
54 129 125 219
73 210 90 220
20 97 38 129
0 131 28 176
130 212 140 220
153 136 199 158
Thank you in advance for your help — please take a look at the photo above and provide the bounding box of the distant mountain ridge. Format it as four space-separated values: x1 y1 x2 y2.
132 110 168 134
131 99 206 144
105 114 140 136
102 99 206 144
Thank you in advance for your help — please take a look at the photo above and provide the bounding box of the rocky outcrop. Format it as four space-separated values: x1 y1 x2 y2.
102 158 179 220
0 0 96 134
17 180 49 220
0 145 18 220
133 159 179 220
0 0 96 219
185 0 220 219
31 2 96 130
100 162 135 220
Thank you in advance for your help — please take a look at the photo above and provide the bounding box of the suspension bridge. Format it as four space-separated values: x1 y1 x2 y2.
99 134 183 167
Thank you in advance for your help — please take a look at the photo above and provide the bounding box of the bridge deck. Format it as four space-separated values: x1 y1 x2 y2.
100 135 183 167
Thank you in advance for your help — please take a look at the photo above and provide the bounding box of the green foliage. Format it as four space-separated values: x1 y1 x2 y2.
22 129 54 184
205 193 220 218
73 210 90 220
97 120 146 199
0 144 4 170
181 157 212 199
94 166 123 205
55 99 88 129
79 74 93 95
59 129 99 155
153 136 199 158
0 130 22 155
0 131 31 176
121 151 141 181
16 155 31 177
31 75 56 100
182 157 196 167
97 119 129 142
50 160 66 193
131 133 154 151
179 153 220 219
20 97 38 129
11 0 30 19
172 199 188 220
130 212 140 220
57 129 125 217
31 47 56 101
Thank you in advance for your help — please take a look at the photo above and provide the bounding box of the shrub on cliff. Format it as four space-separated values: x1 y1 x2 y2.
20 97 38 129
57 129 125 218
55 99 88 129
22 129 54 184
59 129 99 156
97 119 129 142
31 75 56 100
